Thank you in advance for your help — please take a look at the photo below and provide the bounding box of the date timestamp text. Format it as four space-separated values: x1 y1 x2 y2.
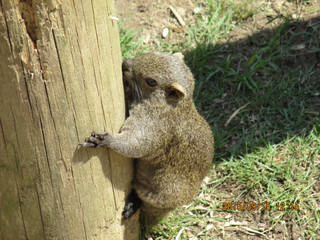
222 202 300 211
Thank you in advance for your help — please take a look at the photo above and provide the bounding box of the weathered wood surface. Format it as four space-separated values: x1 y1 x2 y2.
0 0 138 239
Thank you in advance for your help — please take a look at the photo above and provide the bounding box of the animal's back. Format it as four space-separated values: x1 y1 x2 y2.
133 101 214 214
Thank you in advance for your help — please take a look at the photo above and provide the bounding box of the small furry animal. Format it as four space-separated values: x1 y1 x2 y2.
81 52 214 225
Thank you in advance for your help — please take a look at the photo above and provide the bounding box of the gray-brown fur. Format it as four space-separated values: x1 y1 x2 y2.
82 52 214 224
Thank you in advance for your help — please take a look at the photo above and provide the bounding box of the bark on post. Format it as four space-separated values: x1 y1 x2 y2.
0 0 138 239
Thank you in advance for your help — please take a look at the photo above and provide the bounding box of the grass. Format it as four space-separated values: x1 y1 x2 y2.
118 0 320 239
119 20 148 59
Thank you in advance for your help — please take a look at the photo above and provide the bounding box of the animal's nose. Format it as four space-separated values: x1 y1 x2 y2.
122 59 133 72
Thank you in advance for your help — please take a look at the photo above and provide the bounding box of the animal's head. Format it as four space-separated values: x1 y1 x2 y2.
122 52 194 105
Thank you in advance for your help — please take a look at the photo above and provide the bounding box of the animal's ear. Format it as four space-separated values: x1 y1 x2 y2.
167 83 185 102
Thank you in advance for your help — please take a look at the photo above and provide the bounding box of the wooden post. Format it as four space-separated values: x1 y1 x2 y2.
0 0 138 239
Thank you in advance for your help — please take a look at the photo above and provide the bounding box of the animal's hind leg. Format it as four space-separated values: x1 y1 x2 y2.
122 190 142 219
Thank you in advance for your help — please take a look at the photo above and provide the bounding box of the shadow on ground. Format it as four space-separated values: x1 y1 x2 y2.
184 16 320 160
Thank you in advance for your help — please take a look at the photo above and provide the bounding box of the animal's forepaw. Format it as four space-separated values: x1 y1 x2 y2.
80 132 110 148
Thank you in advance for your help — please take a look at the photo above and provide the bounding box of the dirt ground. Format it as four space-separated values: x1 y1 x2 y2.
115 0 195 45
115 0 320 46
115 0 320 239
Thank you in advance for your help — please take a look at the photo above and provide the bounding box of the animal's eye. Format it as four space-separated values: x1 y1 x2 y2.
145 78 158 87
